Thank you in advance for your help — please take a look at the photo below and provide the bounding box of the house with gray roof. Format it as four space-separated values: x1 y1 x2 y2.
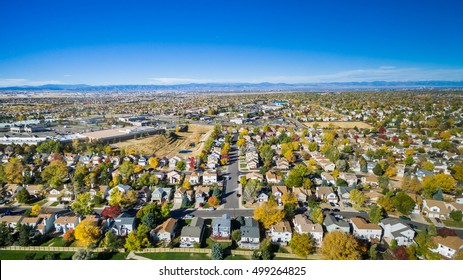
212 214 231 238
239 217 260 249
323 214 350 233
180 217 205 247
151 187 172 203
379 218 415 246
110 213 136 236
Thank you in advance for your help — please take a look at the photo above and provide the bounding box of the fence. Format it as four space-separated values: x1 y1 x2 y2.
0 246 124 253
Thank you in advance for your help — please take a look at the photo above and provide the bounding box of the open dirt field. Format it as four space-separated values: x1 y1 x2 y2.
303 121 373 129
113 124 213 158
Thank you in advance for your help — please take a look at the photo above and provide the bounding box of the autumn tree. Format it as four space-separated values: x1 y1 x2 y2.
176 161 186 171
208 196 220 208
422 174 456 197
182 180 192 190
321 231 361 260
4 157 24 184
281 192 297 206
101 231 124 251
311 207 324 224
377 195 395 212
349 189 366 207
16 188 30 203
101 205 122 219
284 164 309 188
74 220 100 247
41 159 68 187
148 157 159 169
124 224 151 251
254 199 285 229
289 233 314 257
283 150 296 163
71 193 94 215
421 161 435 172
30 204 41 217
401 176 422 194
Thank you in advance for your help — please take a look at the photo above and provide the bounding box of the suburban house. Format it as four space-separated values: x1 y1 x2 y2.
169 156 182 169
106 184 131 200
272 185 288 205
25 184 44 196
379 218 415 246
239 217 260 249
266 171 282 184
5 184 23 197
189 171 200 185
195 186 210 204
422 199 451 219
431 236 463 259
37 214 56 234
293 187 311 203
246 172 263 182
276 157 290 170
153 218 177 242
323 214 350 233
316 186 338 204
350 217 382 242
110 213 136 236
151 187 172 203
0 215 23 230
202 170 217 185
320 172 336 185
212 214 231 238
167 170 181 185
337 186 356 202
54 215 81 233
364 190 384 205
293 214 323 247
180 217 205 247
20 216 42 230
339 173 358 186
361 175 379 187
257 192 269 204
89 185 109 199
267 220 292 245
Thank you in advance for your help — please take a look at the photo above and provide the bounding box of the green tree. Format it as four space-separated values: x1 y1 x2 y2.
368 204 383 223
289 233 314 257
0 223 13 246
404 156 415 166
377 195 395 212
284 164 309 188
176 161 186 171
119 161 134 179
16 188 30 203
71 193 94 215
231 229 241 243
211 243 224 260
392 192 416 215
18 225 33 246
72 249 95 260
124 224 151 251
41 160 68 187
373 163 384 176
421 161 435 171
101 231 124 251
450 210 462 222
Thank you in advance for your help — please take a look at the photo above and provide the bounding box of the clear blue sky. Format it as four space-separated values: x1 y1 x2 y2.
1 0 463 86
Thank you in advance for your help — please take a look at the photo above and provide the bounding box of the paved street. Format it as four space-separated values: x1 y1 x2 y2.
221 144 240 209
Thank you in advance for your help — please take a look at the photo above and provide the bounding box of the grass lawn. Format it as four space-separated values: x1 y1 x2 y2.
140 252 211 260
0 250 74 260
239 163 248 169
50 201 60 207
225 254 250 260
205 237 232 249
442 220 463 228
95 252 129 260
40 236 67 247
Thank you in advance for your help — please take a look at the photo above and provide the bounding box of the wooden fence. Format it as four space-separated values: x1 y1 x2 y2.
0 246 124 253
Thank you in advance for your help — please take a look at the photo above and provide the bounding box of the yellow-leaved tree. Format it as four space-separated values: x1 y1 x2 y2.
321 231 361 260
148 157 159 169
74 219 100 247
30 204 41 217
253 199 285 229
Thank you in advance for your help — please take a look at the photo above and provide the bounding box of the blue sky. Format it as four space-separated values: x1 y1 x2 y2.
1 0 463 86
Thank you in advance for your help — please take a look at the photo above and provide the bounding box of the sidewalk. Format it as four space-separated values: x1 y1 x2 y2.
126 251 150 260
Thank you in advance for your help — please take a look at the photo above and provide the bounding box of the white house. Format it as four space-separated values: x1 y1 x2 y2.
293 214 323 247
106 184 131 200
350 217 382 242
154 218 177 242
267 220 292 245
202 170 217 185
431 236 463 259
422 199 451 219
167 170 181 185
316 186 338 204
54 215 81 233
379 218 415 246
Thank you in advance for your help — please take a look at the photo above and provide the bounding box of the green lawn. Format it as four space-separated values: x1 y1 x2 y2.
205 237 232 249
139 252 211 260
442 220 463 228
50 201 60 207
40 236 67 247
225 254 250 260
95 252 129 260
0 250 74 260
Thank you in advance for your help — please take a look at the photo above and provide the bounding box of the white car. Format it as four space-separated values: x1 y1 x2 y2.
207 208 215 211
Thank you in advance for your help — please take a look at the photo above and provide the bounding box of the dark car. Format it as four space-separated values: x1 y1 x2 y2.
332 208 340 212
399 215 411 221
236 193 241 197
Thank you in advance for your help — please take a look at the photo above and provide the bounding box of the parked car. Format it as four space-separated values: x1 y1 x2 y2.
399 215 411 221
184 214 194 218
207 208 215 211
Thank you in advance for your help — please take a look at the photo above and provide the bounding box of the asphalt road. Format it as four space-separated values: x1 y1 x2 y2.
221 144 240 209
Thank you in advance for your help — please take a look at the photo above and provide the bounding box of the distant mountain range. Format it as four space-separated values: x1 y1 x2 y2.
1 81 463 92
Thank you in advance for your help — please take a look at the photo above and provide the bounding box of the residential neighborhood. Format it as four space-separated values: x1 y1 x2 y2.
1 90 463 261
